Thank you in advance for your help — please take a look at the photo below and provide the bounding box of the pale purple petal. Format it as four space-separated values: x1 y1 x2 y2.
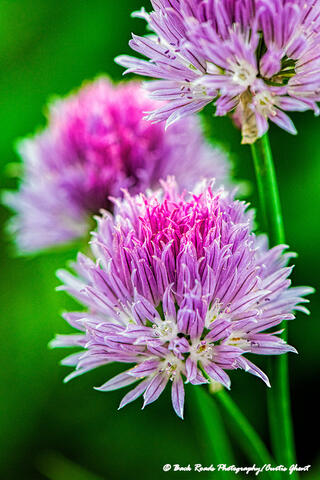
95 372 139 392
270 109 298 135
236 357 271 387
118 379 151 409
143 373 168 407
203 363 231 390
171 375 185 419
127 360 160 378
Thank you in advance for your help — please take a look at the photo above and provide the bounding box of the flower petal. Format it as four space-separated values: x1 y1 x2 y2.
171 375 185 419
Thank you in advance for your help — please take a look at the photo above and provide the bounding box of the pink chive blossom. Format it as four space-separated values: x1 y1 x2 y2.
51 178 312 419
4 78 230 253
116 0 320 143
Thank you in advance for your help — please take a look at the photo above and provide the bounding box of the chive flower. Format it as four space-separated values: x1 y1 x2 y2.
51 178 312 419
116 0 320 143
4 78 229 252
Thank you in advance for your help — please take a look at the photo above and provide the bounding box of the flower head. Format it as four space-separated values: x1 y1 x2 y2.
51 178 312 419
116 0 320 143
4 78 229 253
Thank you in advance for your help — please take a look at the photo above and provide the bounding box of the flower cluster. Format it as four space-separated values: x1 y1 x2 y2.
51 178 312 418
116 0 320 143
4 78 229 252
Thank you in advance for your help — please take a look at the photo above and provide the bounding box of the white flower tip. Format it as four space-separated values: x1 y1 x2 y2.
176 411 184 420
285 345 298 354
63 375 74 384
142 396 153 410
55 268 66 279
48 339 56 349
48 336 66 349
114 55 124 65
93 386 104 392
131 10 141 19
261 373 271 388
165 114 180 129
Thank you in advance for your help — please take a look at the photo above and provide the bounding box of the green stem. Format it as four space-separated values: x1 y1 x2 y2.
214 390 278 480
192 388 235 479
37 451 103 480
250 134 298 477
250 134 285 245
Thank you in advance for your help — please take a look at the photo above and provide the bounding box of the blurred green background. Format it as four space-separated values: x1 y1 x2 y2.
0 1 319 478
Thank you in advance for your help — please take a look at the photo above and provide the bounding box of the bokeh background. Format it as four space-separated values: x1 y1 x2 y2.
0 1 319 478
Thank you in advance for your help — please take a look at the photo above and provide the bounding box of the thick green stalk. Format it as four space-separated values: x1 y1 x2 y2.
192 388 235 479
250 134 297 476
37 451 103 480
250 134 285 245
215 390 279 480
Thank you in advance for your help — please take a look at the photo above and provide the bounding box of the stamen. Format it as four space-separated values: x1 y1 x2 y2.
152 320 176 340
227 331 251 350
230 59 257 88
192 340 214 360
254 90 277 117
205 298 223 327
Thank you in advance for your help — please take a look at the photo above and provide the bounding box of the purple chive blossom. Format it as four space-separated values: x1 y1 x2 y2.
116 0 320 143
4 78 229 253
51 177 312 419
